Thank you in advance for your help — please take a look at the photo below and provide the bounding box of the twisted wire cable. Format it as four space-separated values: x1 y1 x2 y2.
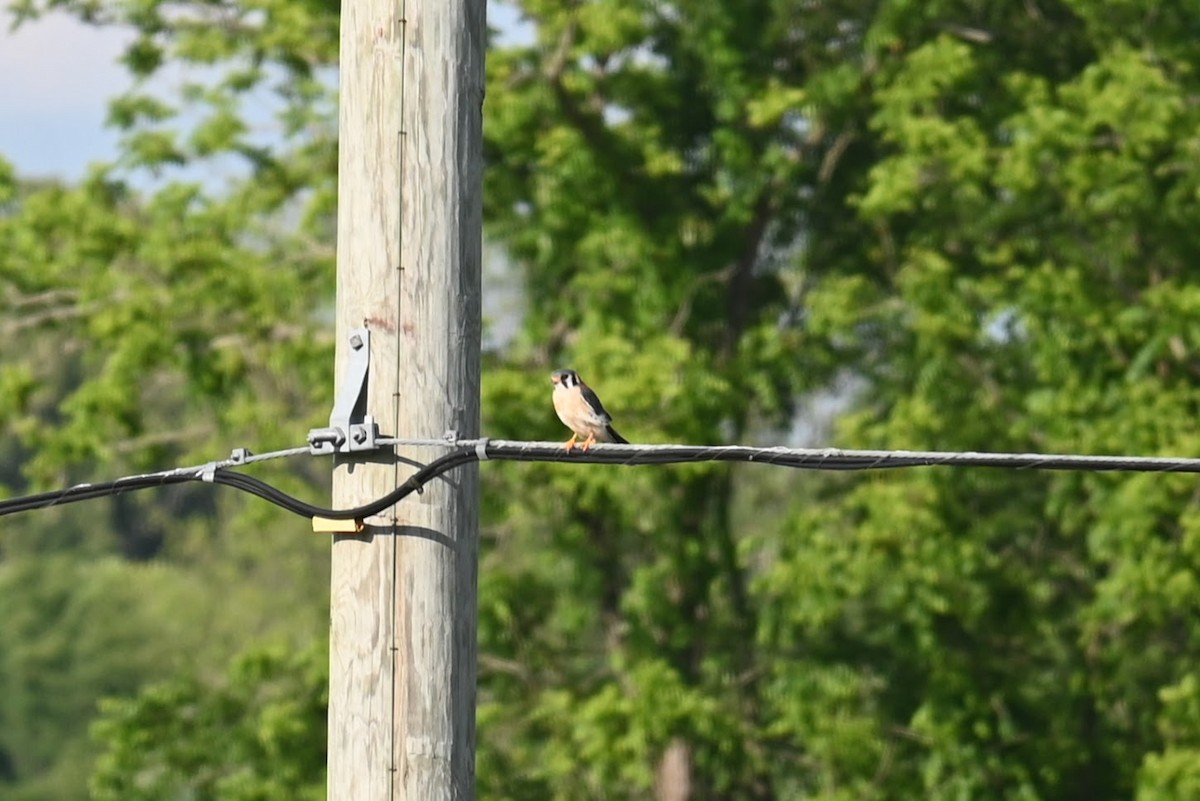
4 438 1200 520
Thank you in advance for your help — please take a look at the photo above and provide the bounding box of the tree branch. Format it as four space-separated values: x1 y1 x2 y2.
723 189 776 356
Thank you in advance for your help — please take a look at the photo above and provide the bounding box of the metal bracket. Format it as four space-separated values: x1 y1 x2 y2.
307 328 380 455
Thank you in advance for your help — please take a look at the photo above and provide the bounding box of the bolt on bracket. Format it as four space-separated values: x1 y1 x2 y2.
307 328 381 455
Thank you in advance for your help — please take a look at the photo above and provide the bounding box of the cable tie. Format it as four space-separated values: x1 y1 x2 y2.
199 463 218 483
475 438 490 461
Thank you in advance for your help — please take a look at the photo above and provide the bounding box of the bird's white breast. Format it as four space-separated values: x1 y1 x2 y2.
553 385 606 433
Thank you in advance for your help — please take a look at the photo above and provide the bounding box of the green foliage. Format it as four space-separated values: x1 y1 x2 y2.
485 1 1200 797
0 556 212 799
0 6 335 787
90 645 326 801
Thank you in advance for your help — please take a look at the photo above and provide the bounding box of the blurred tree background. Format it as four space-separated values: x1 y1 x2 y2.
4 0 1200 799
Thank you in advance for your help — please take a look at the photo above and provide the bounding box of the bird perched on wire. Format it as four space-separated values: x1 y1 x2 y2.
550 368 629 452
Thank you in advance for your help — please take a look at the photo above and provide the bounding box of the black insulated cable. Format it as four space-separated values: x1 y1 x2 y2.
5 439 1200 521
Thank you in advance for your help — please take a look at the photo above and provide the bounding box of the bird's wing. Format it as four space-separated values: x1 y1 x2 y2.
579 383 614 422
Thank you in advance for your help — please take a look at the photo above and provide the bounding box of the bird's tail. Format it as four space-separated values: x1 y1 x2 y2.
607 427 629 445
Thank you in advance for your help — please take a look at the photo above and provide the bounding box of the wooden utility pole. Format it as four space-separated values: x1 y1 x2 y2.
328 0 484 799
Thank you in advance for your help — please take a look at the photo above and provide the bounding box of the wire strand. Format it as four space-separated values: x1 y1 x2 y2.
4 438 1200 521
469 440 1200 473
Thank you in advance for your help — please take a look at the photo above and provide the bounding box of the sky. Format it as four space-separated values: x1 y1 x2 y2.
0 13 127 177
0 3 527 180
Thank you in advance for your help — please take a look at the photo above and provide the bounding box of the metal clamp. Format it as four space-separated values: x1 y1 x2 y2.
308 328 381 455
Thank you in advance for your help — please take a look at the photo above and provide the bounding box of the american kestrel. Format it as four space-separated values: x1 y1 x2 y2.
550 368 629 452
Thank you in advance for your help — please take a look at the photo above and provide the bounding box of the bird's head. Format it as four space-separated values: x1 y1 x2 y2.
551 368 580 390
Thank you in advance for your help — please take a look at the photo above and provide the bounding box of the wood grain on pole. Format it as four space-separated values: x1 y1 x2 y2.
329 0 484 799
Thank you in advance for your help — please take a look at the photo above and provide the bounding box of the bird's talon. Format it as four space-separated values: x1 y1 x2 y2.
563 433 578 453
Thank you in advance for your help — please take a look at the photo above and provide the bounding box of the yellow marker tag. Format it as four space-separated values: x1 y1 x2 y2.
311 516 364 534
